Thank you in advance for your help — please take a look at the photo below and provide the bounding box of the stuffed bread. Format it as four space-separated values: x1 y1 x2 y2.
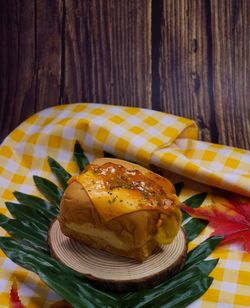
58 158 182 261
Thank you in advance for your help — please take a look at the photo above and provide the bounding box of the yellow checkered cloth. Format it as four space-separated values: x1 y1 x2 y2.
0 103 250 307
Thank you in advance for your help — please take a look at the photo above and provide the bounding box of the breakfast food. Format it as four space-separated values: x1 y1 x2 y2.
58 158 182 261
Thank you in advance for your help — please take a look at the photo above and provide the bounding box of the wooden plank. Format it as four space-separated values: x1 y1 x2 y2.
210 0 250 149
158 0 250 149
63 0 152 107
157 0 215 142
0 0 62 142
0 0 35 141
35 0 63 110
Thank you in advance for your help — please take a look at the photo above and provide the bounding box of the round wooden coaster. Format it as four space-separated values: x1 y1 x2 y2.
48 220 188 292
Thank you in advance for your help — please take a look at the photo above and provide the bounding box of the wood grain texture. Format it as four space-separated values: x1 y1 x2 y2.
210 0 250 149
63 0 151 106
157 0 214 142
0 0 63 141
35 0 63 110
158 0 250 148
0 0 35 141
0 0 249 149
49 220 187 292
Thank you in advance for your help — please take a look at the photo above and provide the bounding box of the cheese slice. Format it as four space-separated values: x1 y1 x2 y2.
72 162 181 222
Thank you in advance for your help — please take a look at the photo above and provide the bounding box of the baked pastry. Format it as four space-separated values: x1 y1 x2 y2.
58 158 182 261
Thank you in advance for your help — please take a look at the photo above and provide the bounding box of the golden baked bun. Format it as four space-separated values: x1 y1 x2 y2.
58 158 182 261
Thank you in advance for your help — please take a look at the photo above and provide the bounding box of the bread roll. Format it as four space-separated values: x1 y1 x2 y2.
58 158 182 261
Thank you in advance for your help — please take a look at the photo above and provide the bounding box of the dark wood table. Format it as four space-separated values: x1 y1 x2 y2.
1 0 249 149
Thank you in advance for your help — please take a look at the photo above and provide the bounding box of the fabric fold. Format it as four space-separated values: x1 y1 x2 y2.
0 103 249 197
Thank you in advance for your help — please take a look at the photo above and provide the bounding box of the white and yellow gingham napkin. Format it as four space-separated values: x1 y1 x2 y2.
0 103 250 307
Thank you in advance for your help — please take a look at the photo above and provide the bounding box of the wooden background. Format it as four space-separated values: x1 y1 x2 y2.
1 0 249 149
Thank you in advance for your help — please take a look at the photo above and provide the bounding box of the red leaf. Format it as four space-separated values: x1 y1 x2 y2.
229 196 250 221
9 280 72 308
9 280 24 308
211 222 249 236
242 232 250 253
181 194 250 253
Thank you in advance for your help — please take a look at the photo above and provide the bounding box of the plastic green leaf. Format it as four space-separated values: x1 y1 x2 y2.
48 156 72 190
33 175 63 207
13 191 58 217
0 237 120 308
74 141 89 172
183 218 208 242
185 236 223 268
5 202 50 227
121 258 218 304
0 214 48 247
182 193 207 221
174 182 184 197
183 192 207 207
143 276 213 308
0 237 77 274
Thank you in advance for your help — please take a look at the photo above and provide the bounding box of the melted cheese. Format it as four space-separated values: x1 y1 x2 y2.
72 162 180 222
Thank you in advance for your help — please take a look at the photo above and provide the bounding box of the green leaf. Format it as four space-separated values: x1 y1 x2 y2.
123 275 213 308
183 218 208 242
0 214 48 248
189 258 219 273
143 276 213 308
0 237 120 308
0 237 78 275
13 191 58 217
5 202 50 227
182 192 207 221
185 236 223 268
33 175 63 207
174 182 183 197
48 156 72 190
0 233 217 308
183 192 207 207
74 141 89 172
39 270 120 308
0 220 220 308
121 258 217 303
165 258 218 288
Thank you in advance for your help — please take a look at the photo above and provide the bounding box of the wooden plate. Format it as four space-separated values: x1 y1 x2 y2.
48 220 188 292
